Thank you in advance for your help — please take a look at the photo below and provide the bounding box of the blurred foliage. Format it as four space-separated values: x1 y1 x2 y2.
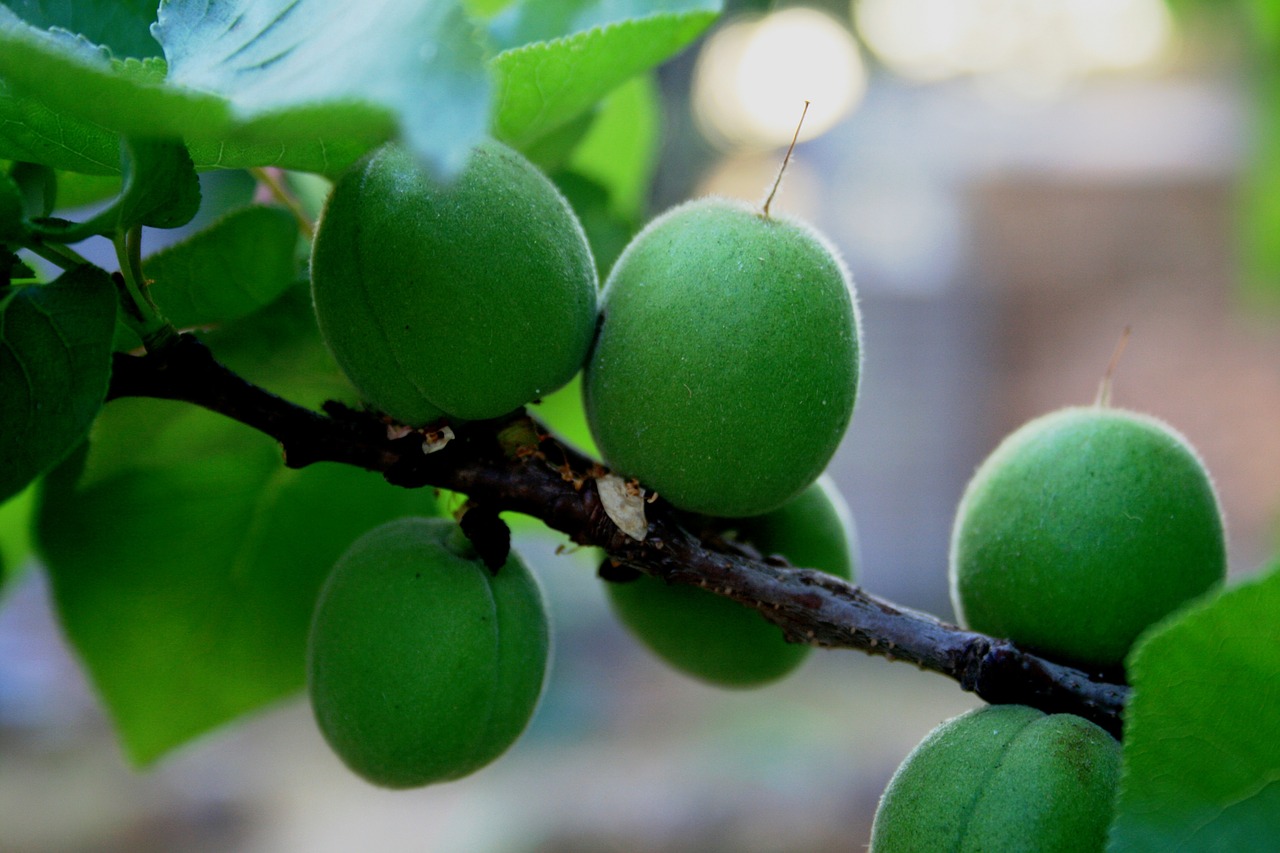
1166 0 1280 302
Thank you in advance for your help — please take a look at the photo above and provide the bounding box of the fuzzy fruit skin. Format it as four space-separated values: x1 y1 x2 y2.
584 197 860 517
870 701 1121 845
307 517 549 788
310 141 597 425
607 476 856 686
950 406 1225 669
869 705 1121 853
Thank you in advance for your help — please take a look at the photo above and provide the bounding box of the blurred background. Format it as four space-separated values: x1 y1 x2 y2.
3 0 1280 850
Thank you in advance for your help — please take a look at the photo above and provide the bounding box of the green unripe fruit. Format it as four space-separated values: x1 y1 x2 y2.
307 517 549 788
584 197 860 517
310 140 598 425
869 705 1120 853
950 406 1226 669
607 476 857 686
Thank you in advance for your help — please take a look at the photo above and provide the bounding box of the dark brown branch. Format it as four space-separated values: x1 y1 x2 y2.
108 334 1128 737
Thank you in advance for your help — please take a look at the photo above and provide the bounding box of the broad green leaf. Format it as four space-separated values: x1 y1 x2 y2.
0 80 123 175
0 265 116 503
38 137 203 241
519 110 597 172
0 1 492 176
52 171 122 210
0 172 23 241
117 137 201 229
566 73 660 221
36 291 439 764
206 285 363 410
143 206 300 329
10 160 57 216
1108 564 1280 852
490 0 719 148
7 0 162 59
0 481 37 592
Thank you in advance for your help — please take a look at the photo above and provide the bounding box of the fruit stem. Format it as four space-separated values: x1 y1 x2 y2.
762 100 810 220
113 225 177 350
250 167 315 240
1095 325 1132 408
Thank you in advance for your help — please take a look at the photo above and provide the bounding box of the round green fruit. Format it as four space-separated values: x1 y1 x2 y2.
950 405 1226 669
310 140 597 425
607 476 857 686
307 517 549 788
584 197 861 517
869 704 1120 853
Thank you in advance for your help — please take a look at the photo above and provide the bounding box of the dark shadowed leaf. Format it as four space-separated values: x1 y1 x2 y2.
0 265 117 503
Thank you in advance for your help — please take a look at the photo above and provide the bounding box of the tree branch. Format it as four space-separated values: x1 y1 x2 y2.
107 334 1128 737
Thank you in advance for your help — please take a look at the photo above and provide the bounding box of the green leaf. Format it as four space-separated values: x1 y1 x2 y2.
207 285 363 408
529 371 599 458
488 0 717 50
143 206 300 329
0 80 124 175
35 294 439 764
10 160 57 216
6 0 161 58
0 265 117 503
0 481 37 592
118 137 201 229
0 1 493 176
52 171 121 210
32 137 201 242
0 172 24 242
489 0 718 149
565 73 660 221
7 0 163 59
519 110 597 172
1108 565 1280 852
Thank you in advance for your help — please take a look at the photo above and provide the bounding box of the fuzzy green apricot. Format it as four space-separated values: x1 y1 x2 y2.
310 140 597 425
869 705 1121 853
607 476 857 686
307 517 549 788
950 406 1225 669
584 197 860 517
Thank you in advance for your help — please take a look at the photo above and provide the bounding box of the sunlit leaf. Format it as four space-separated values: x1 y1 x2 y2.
1108 564 1280 852
144 206 301 329
490 0 718 148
